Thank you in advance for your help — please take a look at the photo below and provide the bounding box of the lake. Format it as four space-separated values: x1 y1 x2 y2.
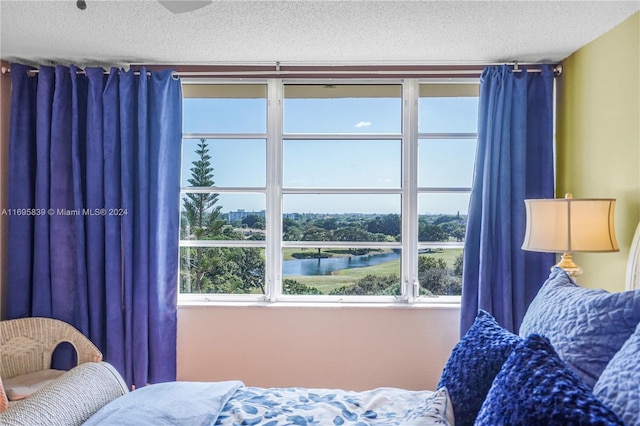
282 251 400 276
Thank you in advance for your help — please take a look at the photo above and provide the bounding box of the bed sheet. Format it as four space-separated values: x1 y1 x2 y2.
215 385 453 425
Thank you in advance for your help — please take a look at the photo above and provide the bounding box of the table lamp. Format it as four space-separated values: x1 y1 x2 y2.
522 193 619 277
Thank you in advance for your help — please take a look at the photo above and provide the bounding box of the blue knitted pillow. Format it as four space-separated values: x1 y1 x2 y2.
519 267 640 388
593 322 640 425
475 334 624 426
437 310 521 426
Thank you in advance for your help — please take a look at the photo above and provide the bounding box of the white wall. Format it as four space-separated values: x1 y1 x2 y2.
177 304 460 391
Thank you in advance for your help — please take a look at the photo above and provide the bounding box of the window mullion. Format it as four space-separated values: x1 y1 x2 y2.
283 133 402 140
266 79 283 302
183 133 267 139
402 79 420 302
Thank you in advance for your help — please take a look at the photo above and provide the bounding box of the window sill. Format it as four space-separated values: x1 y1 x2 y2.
177 298 461 309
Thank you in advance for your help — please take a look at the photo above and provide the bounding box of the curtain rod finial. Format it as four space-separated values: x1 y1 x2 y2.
554 64 563 76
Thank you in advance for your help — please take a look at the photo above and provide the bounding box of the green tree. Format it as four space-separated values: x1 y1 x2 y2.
302 226 332 256
283 218 303 241
453 253 464 277
283 279 323 295
433 215 458 225
451 226 466 242
418 223 448 242
367 214 400 238
332 226 374 242
227 248 265 294
182 139 226 240
181 139 227 293
329 274 400 296
418 255 462 296
313 217 340 231
242 214 265 229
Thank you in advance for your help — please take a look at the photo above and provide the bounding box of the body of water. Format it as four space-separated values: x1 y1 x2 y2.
283 251 400 276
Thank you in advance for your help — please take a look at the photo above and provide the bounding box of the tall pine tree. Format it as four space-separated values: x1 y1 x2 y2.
183 139 226 239
182 139 226 292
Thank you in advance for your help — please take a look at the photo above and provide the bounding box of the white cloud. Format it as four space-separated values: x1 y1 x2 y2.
354 121 372 128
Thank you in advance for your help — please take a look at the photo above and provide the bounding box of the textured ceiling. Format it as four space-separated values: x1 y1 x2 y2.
1 0 639 68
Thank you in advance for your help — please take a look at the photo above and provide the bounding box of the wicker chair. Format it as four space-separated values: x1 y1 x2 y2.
0 317 102 412
0 361 129 426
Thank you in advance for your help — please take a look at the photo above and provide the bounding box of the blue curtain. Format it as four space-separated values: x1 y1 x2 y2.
6 64 182 388
461 65 555 336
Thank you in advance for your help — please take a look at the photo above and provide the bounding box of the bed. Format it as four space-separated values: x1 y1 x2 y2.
84 381 454 425
85 247 640 426
3 228 640 425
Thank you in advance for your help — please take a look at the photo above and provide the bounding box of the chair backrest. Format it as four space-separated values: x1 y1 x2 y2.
0 317 102 380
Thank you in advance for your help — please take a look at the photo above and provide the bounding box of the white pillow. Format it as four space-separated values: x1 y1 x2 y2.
3 369 66 401
402 386 456 425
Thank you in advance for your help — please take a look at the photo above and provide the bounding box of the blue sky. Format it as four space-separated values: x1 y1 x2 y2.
181 92 478 215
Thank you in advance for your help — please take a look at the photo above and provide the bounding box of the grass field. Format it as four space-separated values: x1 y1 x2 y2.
285 248 462 294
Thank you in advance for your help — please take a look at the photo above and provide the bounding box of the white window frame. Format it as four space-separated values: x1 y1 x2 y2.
179 78 477 305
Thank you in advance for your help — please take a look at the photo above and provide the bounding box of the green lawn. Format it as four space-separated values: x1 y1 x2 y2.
419 248 462 266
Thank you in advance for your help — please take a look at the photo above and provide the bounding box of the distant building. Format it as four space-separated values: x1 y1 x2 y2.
226 209 265 223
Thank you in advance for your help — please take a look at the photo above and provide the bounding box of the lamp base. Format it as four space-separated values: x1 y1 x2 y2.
553 252 583 278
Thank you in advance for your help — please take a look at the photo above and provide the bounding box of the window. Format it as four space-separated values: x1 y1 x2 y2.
179 79 478 303
417 84 478 297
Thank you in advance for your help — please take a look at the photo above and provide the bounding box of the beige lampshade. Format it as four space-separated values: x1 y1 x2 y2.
522 196 619 253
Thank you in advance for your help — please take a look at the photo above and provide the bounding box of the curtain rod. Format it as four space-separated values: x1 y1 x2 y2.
1 63 563 78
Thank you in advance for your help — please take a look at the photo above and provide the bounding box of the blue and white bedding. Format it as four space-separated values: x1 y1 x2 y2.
84 381 454 426
216 385 453 425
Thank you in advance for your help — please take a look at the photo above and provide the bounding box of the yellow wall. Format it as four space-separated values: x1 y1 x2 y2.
556 12 640 291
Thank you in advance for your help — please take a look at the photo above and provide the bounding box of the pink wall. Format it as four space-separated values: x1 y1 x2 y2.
177 304 460 391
